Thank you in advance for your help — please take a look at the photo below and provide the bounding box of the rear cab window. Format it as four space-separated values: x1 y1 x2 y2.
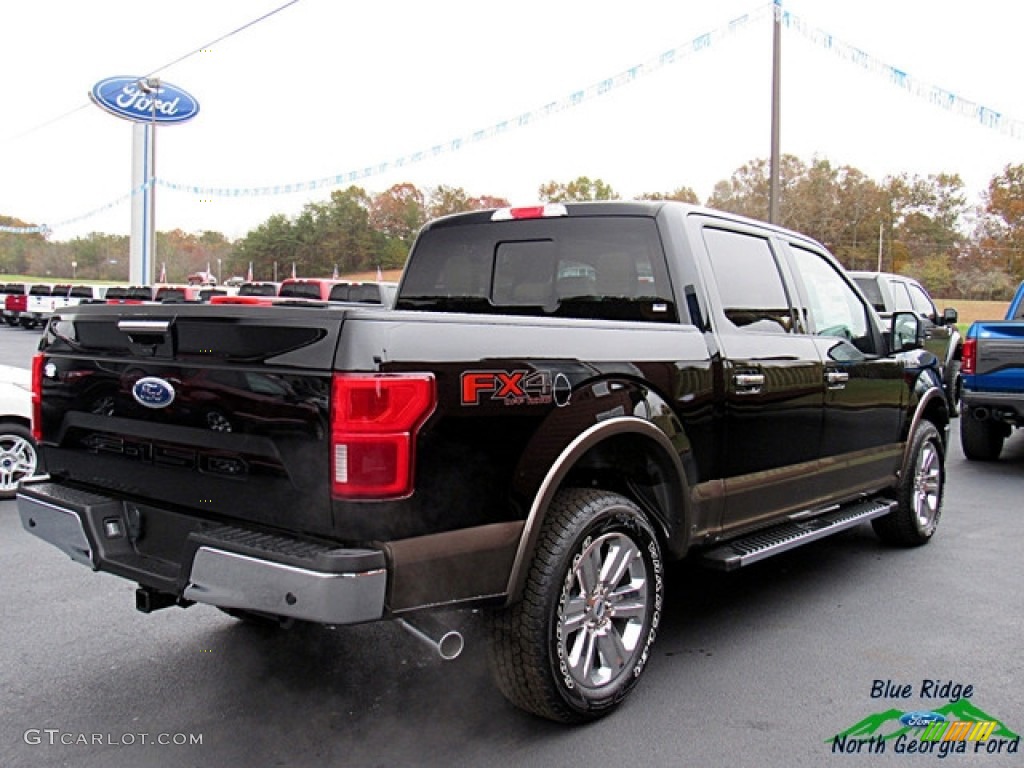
397 215 679 323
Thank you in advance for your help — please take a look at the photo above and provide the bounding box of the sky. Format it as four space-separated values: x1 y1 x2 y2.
3 0 1024 242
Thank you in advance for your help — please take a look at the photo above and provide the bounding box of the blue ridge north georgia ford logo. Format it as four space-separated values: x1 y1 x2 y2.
132 377 176 409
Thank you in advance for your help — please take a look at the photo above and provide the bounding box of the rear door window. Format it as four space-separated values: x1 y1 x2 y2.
887 279 914 311
702 227 796 334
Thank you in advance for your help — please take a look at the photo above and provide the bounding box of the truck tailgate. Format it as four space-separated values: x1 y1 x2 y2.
37 304 344 536
970 322 1024 391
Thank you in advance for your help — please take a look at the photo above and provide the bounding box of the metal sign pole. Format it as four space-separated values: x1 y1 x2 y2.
129 121 156 286
91 75 199 287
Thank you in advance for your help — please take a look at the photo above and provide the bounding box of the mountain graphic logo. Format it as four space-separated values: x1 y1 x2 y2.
829 699 1020 742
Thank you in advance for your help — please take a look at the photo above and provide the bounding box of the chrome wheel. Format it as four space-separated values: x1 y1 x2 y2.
558 531 651 690
488 489 663 722
0 427 38 497
912 439 942 533
872 421 944 547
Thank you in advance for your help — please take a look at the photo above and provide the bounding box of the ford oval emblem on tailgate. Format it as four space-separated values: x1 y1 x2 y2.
132 377 176 409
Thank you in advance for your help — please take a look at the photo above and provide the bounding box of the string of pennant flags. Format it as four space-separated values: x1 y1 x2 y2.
781 9 1024 139
155 3 771 201
4 1 1022 236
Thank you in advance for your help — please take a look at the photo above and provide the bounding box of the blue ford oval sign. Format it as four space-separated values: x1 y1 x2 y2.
90 76 200 125
132 376 176 409
899 711 946 728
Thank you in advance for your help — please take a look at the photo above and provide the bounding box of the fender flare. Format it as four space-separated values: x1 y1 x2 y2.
503 415 687 604
903 383 950 472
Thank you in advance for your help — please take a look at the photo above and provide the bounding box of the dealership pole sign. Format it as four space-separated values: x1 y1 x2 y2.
89 76 200 124
90 75 199 286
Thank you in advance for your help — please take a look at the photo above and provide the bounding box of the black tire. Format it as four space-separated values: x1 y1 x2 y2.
0 422 39 499
959 410 1004 461
487 488 663 723
944 361 962 417
872 421 944 547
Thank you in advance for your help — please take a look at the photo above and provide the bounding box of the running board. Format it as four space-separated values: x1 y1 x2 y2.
700 498 897 571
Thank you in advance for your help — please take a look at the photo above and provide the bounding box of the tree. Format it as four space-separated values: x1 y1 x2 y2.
369 183 426 244
426 185 472 218
636 186 699 203
831 167 886 271
983 163 1024 282
880 173 966 275
538 176 619 202
426 186 510 218
234 213 299 280
707 155 806 222
0 216 47 275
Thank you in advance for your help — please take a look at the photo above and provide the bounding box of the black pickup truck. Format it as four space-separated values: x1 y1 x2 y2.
19 202 950 723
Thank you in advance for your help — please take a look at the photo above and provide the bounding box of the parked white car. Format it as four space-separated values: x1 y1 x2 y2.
0 365 39 498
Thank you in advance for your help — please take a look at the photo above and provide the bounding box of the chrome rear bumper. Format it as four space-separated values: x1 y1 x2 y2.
17 480 386 625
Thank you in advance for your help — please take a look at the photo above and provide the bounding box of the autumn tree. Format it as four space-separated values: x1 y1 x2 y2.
62 233 130 281
426 185 510 218
636 186 700 203
707 155 806 223
831 167 886 271
538 176 619 202
0 216 47 275
982 163 1024 283
369 183 426 244
880 172 967 283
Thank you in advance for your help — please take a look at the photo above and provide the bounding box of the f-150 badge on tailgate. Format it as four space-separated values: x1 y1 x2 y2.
132 376 176 409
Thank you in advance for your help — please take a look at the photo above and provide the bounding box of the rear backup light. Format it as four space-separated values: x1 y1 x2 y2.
31 353 44 442
491 203 568 221
330 373 436 499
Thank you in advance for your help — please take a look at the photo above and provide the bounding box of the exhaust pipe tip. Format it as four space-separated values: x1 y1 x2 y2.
973 407 990 421
398 616 464 661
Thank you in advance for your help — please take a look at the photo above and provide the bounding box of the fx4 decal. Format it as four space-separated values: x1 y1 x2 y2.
460 370 571 407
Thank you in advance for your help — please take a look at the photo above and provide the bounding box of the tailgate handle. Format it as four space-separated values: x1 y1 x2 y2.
117 318 174 357
118 319 171 334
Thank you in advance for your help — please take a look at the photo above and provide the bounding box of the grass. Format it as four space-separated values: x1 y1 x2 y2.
934 298 1010 335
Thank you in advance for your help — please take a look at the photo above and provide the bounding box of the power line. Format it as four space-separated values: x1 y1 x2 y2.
143 0 300 79
6 0 300 143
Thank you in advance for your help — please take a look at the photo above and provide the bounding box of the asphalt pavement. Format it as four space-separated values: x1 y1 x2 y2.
0 324 1021 768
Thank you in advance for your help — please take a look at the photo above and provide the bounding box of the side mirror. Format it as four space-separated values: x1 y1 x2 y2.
942 307 958 325
891 311 923 352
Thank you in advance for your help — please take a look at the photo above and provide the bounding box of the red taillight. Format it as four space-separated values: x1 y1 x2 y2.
961 338 976 375
330 373 436 499
30 353 44 442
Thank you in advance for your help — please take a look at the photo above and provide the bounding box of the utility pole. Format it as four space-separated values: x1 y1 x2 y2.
877 221 884 271
769 0 782 224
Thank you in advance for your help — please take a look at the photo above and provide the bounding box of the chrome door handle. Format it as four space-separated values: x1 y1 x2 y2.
826 371 849 389
734 373 765 393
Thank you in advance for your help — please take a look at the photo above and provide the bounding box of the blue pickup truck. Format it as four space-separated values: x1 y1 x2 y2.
959 281 1024 460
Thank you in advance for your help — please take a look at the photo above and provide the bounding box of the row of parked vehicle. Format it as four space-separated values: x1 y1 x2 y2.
0 276 396 496
0 278 398 330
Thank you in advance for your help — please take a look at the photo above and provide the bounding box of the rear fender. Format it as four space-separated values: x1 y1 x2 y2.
903 369 950 461
504 414 689 604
